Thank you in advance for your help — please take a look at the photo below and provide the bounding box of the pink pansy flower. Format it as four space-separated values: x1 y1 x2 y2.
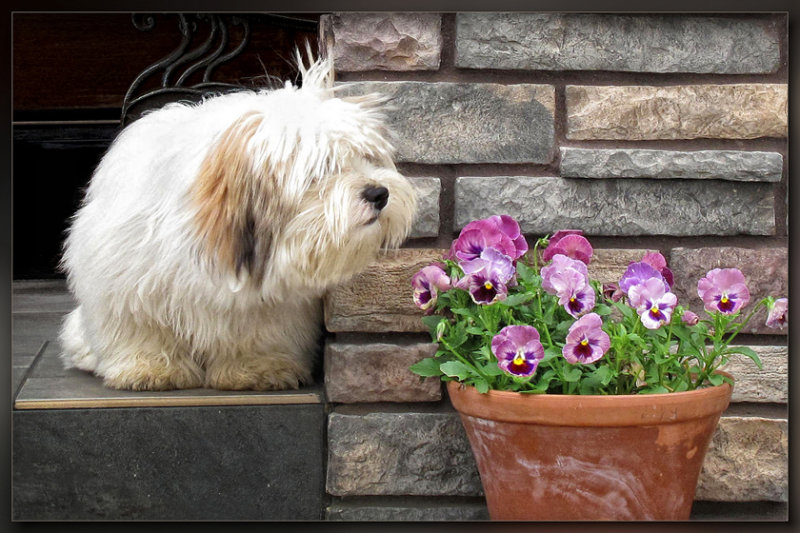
641 251 674 288
618 261 669 295
455 247 515 305
697 268 750 315
765 298 788 330
628 278 678 330
541 254 594 317
448 215 528 263
412 264 451 314
492 325 544 377
542 230 593 265
562 313 610 364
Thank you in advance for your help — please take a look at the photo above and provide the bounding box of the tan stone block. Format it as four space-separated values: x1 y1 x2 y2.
567 84 787 140
324 342 441 403
321 13 442 71
324 249 446 332
670 247 788 335
696 416 788 502
721 346 787 403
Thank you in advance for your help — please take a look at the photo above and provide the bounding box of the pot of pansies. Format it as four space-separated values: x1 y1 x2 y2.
410 215 787 521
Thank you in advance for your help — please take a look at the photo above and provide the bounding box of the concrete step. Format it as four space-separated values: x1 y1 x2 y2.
12 281 326 520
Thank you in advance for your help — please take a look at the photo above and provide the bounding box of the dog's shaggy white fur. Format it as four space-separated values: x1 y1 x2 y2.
58 54 417 391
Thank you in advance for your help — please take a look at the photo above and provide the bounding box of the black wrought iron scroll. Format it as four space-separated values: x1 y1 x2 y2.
120 14 257 125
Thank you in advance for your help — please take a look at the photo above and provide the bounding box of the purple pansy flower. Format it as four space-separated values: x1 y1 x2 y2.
641 251 674 288
697 268 750 315
628 278 678 330
765 298 788 330
491 325 545 377
619 261 669 295
455 247 515 305
541 254 594 317
448 215 528 263
542 230 593 265
681 310 700 326
412 264 451 314
562 313 610 364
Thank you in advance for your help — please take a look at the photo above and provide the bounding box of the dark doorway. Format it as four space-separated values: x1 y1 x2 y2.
13 13 320 279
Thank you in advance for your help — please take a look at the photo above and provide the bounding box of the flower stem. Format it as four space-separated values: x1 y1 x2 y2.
441 338 490 382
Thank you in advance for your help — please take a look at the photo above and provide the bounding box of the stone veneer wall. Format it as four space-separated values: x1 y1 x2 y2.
318 13 788 520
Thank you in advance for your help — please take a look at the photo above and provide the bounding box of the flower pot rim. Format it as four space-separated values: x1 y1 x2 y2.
446 372 733 427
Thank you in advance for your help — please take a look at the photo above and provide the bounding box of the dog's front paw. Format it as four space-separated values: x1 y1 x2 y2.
102 355 205 391
204 354 311 391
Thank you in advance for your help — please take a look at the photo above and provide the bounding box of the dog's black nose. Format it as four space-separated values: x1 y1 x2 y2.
362 186 389 211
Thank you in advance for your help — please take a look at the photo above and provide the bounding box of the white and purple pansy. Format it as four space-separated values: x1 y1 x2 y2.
562 312 610 364
455 247 515 305
765 297 788 330
628 277 678 330
697 268 750 315
541 254 594 318
447 215 528 263
491 325 545 378
411 264 451 314
619 260 669 295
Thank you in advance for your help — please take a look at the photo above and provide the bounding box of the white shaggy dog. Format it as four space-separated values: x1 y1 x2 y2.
58 54 416 391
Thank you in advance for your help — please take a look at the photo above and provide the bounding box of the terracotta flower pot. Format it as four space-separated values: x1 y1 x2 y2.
447 378 733 521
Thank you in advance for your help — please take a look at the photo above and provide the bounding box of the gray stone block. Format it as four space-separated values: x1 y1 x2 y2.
560 148 783 182
409 177 441 238
455 176 775 236
326 411 482 496
455 13 780 73
13 405 325 520
336 82 555 164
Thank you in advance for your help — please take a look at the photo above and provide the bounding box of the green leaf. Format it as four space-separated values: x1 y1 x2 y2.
409 357 444 377
439 360 473 380
474 378 490 394
499 292 535 308
480 361 504 376
639 385 670 394
563 365 583 383
612 300 635 320
729 346 763 370
594 304 613 316
708 373 724 386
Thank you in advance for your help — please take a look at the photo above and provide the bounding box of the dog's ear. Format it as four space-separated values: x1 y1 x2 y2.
192 112 273 284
